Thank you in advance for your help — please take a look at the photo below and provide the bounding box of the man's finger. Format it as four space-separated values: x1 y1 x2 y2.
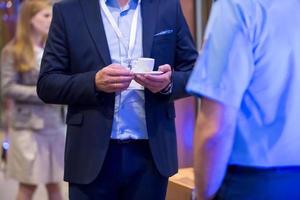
106 76 134 84
158 64 171 72
106 68 134 76
135 75 162 88
143 73 170 82
104 64 134 76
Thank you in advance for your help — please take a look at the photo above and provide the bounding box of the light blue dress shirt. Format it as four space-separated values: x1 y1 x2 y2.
101 0 148 139
187 0 300 167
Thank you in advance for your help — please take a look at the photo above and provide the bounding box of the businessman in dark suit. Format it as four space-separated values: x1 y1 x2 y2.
37 0 198 199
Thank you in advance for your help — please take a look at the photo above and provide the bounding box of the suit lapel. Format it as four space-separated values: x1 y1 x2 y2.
79 0 111 66
79 0 158 64
141 0 159 58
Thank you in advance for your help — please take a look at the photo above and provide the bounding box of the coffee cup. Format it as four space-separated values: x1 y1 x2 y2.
130 57 155 73
128 58 155 90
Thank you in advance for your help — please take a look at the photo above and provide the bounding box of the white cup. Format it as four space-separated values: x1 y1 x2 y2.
131 57 155 73
128 58 155 90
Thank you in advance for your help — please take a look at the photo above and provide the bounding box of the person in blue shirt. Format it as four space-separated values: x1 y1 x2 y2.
187 0 300 199
37 0 198 199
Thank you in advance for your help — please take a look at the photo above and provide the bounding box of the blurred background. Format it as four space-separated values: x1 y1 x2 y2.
0 0 212 199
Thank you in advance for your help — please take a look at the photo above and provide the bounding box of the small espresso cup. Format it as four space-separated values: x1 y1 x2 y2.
131 57 155 73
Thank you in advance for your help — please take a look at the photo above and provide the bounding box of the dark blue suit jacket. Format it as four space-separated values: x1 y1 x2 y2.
37 0 198 184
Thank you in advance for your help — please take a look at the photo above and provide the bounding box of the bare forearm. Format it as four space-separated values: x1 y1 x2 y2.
194 127 234 200
193 99 237 200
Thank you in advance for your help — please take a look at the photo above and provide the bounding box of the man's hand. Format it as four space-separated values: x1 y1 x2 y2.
95 64 134 93
134 64 172 93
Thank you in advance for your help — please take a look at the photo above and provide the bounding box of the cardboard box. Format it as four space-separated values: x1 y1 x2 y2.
166 168 195 200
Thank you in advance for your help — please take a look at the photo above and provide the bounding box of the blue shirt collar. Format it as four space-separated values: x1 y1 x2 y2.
105 0 138 10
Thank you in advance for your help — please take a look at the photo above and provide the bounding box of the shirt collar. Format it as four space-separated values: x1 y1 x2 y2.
105 0 139 10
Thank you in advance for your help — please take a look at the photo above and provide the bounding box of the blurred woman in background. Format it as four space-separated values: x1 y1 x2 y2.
0 0 65 199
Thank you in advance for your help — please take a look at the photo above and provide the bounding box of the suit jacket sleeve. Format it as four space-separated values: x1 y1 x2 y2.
170 1 198 100
37 3 101 106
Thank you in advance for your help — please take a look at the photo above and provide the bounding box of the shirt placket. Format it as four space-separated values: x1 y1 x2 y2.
116 6 130 137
